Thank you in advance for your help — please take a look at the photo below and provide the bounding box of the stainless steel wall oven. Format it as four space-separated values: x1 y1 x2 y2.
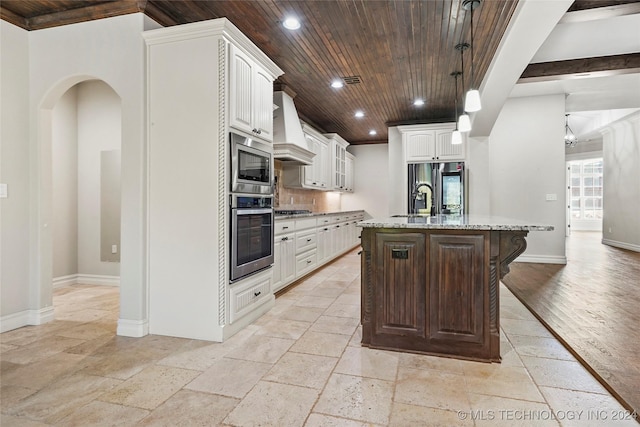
229 194 274 282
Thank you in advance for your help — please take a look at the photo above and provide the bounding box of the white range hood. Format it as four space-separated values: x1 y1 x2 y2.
272 90 315 165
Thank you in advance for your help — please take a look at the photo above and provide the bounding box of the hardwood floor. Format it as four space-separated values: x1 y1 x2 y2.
503 231 640 416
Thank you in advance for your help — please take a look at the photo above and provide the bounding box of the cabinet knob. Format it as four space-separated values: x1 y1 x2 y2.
307 238 312 242
283 226 289 229
254 291 261 297
324 228 328 231
281 237 288 241
306 260 312 264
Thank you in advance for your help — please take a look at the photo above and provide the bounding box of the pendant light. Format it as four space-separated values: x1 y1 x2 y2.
463 0 482 113
565 114 578 147
451 71 463 145
455 43 471 132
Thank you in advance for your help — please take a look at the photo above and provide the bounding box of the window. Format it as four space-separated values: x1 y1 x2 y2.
568 159 603 221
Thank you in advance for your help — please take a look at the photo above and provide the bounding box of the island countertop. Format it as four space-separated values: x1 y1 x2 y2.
357 214 554 231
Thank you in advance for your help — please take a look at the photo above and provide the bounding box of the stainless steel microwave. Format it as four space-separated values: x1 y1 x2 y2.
230 132 273 195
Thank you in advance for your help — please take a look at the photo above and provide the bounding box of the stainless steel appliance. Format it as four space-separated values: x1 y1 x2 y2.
408 162 466 215
230 132 273 194
230 194 274 282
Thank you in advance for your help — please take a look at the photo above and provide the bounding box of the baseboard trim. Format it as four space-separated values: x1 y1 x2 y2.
53 274 120 287
602 238 640 253
517 254 567 264
0 306 55 333
117 318 149 337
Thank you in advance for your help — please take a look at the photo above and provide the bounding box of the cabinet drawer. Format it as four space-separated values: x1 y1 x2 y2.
296 249 317 277
316 216 332 227
275 219 295 235
229 272 271 323
295 229 317 254
296 217 317 230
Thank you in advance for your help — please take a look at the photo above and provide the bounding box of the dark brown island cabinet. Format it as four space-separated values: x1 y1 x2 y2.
358 215 553 363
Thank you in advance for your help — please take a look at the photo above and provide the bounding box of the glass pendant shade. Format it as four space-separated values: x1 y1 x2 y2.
464 89 482 112
451 130 462 145
458 113 471 132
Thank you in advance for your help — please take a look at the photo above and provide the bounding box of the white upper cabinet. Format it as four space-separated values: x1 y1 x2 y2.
282 123 331 190
399 123 464 162
325 133 349 191
344 152 355 193
229 45 274 142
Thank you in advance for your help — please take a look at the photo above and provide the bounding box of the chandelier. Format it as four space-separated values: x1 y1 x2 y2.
564 114 578 147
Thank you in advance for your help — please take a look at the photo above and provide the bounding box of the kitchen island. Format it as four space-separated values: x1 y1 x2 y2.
358 215 553 362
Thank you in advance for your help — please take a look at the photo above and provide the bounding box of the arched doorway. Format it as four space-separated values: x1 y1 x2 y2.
38 76 122 328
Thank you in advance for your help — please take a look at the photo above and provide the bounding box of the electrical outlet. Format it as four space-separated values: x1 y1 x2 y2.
111 244 118 254
0 183 7 198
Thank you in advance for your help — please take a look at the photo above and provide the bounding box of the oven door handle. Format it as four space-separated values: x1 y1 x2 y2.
234 208 273 216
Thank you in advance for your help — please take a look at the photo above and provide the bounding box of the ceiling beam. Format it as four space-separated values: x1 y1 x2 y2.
519 53 640 83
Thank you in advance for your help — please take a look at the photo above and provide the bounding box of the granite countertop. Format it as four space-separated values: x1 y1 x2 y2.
358 215 554 231
274 209 365 219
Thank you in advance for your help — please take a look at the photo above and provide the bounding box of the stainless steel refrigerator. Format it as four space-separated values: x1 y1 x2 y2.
408 162 466 215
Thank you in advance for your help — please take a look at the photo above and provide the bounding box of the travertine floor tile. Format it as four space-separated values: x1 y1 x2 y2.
294 295 336 309
0 385 37 411
395 367 470 412
56 400 149 426
185 357 272 398
54 322 113 341
290 330 351 357
323 303 360 319
138 389 239 426
224 381 319 427
508 334 576 361
389 402 473 427
5 373 121 423
254 317 311 339
156 340 228 371
520 356 609 394
0 414 50 426
1 352 88 390
467 393 560 426
310 315 360 335
305 413 379 427
501 318 554 338
314 373 394 425
224 334 294 364
334 346 399 381
398 352 467 375
276 305 325 323
99 365 199 410
1 335 86 364
263 352 337 389
539 386 639 427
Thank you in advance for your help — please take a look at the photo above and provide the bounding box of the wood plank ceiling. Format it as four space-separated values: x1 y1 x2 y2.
1 0 637 144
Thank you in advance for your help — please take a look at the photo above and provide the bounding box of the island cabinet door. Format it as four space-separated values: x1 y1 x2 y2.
428 233 488 346
372 232 427 341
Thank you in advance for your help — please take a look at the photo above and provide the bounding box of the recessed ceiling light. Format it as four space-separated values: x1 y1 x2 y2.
331 80 344 89
413 99 425 107
282 17 301 30
355 110 364 118
369 130 377 136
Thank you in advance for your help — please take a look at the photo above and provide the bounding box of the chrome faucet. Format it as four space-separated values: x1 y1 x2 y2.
411 183 435 216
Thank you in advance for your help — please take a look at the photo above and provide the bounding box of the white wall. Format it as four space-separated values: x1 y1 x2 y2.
342 144 389 219
0 21 31 330
77 80 121 277
52 86 79 278
387 127 405 216
1 14 150 335
602 113 640 251
488 95 567 263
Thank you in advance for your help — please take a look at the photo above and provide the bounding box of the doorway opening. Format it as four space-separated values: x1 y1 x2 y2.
50 80 122 330
566 158 603 237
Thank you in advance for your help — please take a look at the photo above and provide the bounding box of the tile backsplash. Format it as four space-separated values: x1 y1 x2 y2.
275 160 341 212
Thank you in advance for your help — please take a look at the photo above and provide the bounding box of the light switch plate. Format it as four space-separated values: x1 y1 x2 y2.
545 193 557 201
0 183 7 198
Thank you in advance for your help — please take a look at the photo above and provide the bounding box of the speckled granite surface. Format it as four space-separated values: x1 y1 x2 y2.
274 210 364 219
358 215 554 231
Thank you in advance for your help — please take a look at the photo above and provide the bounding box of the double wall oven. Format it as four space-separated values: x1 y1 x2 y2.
229 132 274 282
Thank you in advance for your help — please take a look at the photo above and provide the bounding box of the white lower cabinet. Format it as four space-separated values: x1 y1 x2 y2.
272 232 295 293
229 270 272 323
272 211 364 294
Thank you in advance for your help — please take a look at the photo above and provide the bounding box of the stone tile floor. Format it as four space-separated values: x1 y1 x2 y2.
2 249 638 426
